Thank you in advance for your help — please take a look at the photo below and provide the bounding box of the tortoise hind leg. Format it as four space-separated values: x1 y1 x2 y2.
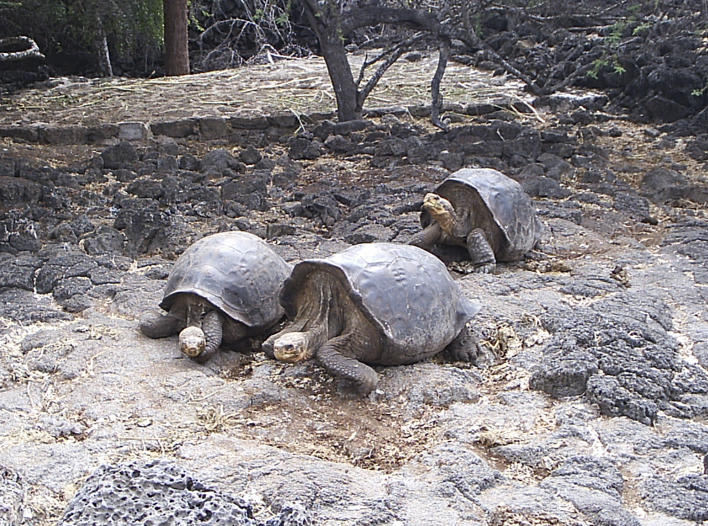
317 334 379 395
445 323 481 363
408 223 442 250
466 228 496 273
139 312 183 339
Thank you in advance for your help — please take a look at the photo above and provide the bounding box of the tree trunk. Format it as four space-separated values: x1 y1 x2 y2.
319 32 361 121
301 1 360 121
95 17 113 77
164 0 189 76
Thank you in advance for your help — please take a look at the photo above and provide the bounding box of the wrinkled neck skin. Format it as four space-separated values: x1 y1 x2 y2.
172 294 211 356
274 273 345 363
170 293 210 327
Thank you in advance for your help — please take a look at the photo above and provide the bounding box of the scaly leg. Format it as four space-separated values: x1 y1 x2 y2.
193 310 223 363
445 323 481 363
408 223 443 250
139 312 183 339
466 228 496 273
317 334 379 395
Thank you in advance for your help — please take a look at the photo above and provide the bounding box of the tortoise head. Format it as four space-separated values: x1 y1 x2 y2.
422 193 456 235
273 332 316 363
179 326 206 357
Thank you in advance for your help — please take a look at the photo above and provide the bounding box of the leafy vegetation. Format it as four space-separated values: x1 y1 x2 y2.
0 0 164 75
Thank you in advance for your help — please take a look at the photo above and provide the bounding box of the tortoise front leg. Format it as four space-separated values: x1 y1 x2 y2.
317 334 379 395
193 310 223 363
466 228 496 273
408 223 442 250
139 312 183 339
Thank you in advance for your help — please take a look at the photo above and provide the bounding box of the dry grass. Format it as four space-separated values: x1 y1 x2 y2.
0 52 528 127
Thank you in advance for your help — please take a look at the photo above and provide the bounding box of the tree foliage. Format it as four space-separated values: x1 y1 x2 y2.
191 0 313 71
0 0 164 75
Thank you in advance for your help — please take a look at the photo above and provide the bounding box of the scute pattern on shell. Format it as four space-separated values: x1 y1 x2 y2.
280 243 480 364
160 231 292 329
434 168 542 261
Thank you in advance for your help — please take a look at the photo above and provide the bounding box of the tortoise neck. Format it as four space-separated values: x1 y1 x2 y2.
431 205 459 237
293 272 346 344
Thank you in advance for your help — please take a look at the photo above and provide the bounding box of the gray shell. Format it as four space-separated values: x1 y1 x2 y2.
160 232 292 330
280 243 480 363
425 168 542 261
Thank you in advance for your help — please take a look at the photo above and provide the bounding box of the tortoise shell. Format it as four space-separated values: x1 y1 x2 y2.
280 243 480 364
160 231 292 330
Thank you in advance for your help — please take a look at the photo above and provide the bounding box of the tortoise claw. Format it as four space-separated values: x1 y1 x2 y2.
473 263 495 274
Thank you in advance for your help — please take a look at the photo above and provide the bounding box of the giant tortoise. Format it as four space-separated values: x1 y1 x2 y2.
262 242 481 394
139 231 292 361
409 168 542 272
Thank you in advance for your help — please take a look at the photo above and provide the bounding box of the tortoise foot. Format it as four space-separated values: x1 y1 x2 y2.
354 371 379 396
473 263 495 274
139 312 181 339
446 324 481 363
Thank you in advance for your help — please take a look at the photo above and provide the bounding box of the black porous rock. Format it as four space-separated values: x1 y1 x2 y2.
540 456 641 526
0 288 73 324
531 291 707 424
178 153 201 171
239 146 262 165
0 157 16 177
81 225 126 256
324 134 356 154
34 245 97 294
644 95 691 122
201 148 245 177
0 216 41 253
58 460 313 526
0 252 40 290
411 443 501 501
343 223 395 244
113 198 174 255
156 155 178 174
0 176 44 205
559 275 625 298
685 135 708 161
640 473 708 522
101 141 138 170
529 346 598 397
126 176 164 199
52 276 93 312
661 218 708 268
299 192 341 227
288 136 323 160
221 170 269 211
58 459 255 525
521 175 571 199
640 167 690 203
612 192 655 223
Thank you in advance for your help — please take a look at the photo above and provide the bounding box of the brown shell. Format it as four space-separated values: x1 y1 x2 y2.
424 168 542 261
160 232 291 330
280 243 480 364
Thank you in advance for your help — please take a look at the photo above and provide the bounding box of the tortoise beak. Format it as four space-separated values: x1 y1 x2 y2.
422 193 439 208
273 332 313 363
179 326 206 357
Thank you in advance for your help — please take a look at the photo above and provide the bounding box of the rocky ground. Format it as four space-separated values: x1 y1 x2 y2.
0 53 707 525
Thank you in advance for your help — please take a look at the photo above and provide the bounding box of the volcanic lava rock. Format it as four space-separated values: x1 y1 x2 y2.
58 460 313 526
